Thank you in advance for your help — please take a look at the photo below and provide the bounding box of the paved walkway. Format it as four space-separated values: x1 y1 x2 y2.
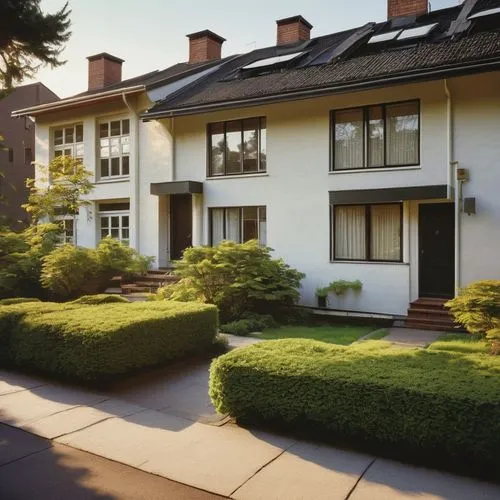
1 369 499 499
0 422 222 499
384 327 446 347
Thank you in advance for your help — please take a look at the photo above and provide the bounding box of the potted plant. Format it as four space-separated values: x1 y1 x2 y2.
315 287 329 308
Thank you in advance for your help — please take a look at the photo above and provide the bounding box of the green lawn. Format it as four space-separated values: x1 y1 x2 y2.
428 333 490 354
255 324 375 345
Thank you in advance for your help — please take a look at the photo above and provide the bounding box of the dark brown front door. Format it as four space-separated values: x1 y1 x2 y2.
419 203 454 298
170 194 192 261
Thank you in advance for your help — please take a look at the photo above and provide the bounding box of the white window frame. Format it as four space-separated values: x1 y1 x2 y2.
98 118 130 179
99 207 130 245
53 123 84 160
55 216 75 245
209 206 267 246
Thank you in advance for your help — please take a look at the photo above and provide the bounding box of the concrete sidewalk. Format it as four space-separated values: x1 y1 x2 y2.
1 369 499 500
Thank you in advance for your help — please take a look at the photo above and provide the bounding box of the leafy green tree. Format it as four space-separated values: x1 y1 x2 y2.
446 280 500 354
0 222 60 298
24 156 93 244
0 0 71 95
157 240 305 322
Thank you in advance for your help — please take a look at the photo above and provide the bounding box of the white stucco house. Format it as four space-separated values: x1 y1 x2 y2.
13 0 500 327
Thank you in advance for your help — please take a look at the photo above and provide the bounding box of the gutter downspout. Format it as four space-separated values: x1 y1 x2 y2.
445 79 460 295
122 92 140 251
171 115 176 181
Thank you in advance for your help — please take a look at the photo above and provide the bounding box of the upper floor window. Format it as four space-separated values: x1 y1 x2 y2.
54 124 84 159
331 100 419 171
210 206 267 246
99 119 130 178
208 117 266 177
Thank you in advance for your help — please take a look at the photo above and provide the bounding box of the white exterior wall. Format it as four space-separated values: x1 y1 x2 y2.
173 74 500 316
33 72 500 315
34 94 173 267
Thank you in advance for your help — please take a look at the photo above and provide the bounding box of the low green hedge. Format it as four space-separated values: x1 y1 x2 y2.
0 297 41 305
2 301 218 380
71 294 129 305
210 339 500 473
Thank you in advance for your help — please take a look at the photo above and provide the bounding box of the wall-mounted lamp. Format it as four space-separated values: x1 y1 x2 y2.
463 197 476 215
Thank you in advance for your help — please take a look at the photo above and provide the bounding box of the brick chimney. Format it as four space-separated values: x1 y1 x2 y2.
187 30 226 64
87 53 124 91
388 0 428 19
276 15 313 46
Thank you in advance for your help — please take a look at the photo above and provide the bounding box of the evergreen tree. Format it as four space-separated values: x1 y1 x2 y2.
0 0 71 95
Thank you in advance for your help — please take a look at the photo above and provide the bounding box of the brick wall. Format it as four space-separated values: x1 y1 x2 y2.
189 37 222 63
88 55 123 91
388 0 428 19
277 20 311 45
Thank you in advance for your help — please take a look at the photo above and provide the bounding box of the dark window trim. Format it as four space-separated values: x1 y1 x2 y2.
330 99 420 172
209 206 266 245
331 202 403 263
207 117 267 177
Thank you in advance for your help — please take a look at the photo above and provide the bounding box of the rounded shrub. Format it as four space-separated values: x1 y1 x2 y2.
71 294 129 305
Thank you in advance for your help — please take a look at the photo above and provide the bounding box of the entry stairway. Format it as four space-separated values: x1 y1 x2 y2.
120 268 180 295
404 297 460 332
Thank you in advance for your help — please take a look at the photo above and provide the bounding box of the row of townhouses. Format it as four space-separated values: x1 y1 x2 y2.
12 0 500 319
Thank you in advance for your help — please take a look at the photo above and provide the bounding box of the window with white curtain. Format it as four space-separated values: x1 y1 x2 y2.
332 100 419 170
210 206 267 245
332 203 402 262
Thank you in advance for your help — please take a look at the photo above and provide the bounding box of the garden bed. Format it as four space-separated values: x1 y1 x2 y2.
1 300 218 380
210 339 500 476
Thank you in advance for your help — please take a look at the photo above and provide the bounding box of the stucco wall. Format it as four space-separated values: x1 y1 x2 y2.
173 73 500 315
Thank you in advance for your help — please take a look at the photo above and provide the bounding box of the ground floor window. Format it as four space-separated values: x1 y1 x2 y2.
332 203 402 262
56 218 75 244
98 202 130 245
210 206 266 246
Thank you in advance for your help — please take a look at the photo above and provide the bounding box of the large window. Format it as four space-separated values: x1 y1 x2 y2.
210 206 267 245
332 203 402 262
99 119 130 178
331 100 419 170
208 118 266 177
99 202 130 244
53 124 84 159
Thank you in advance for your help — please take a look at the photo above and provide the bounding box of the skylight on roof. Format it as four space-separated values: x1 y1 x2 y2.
242 52 305 70
468 7 500 20
398 23 438 41
367 30 402 44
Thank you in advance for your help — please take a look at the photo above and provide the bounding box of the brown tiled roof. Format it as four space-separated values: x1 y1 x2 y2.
145 0 500 116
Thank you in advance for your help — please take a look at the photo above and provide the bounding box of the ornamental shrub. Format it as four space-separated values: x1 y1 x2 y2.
41 237 154 299
210 339 500 475
220 313 278 336
0 223 60 299
2 301 218 380
446 280 500 354
156 240 305 322
71 294 129 305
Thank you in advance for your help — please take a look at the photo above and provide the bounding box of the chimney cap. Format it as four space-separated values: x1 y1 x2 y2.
87 52 124 64
276 15 313 30
186 30 226 44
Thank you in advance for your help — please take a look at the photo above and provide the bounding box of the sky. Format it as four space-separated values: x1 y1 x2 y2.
29 0 458 98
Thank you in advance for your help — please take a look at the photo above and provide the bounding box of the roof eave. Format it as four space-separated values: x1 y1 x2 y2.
11 85 145 118
142 57 500 120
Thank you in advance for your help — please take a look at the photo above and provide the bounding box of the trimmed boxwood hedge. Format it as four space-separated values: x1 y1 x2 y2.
209 339 500 473
0 297 41 305
71 294 129 305
1 301 218 380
